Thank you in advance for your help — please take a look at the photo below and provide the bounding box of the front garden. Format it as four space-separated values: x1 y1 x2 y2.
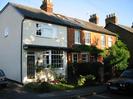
24 40 130 93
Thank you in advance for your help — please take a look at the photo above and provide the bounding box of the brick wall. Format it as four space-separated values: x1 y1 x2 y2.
67 27 75 48
80 30 85 45
67 27 116 64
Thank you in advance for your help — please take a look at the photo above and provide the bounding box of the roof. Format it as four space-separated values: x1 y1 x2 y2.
2 2 116 36
118 24 133 33
106 22 133 34
74 18 115 35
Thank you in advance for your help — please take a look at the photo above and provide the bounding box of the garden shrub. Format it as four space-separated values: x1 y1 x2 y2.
67 63 92 83
37 82 51 93
77 75 86 86
24 82 51 93
77 75 96 87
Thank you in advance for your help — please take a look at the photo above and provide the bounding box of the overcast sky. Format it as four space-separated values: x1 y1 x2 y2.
0 0 133 27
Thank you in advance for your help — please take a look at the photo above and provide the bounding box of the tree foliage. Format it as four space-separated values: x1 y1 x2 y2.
107 40 130 70
73 45 103 57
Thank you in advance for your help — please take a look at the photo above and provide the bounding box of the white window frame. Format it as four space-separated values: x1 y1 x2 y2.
36 23 57 39
101 34 106 49
72 53 78 63
81 53 89 63
75 30 80 44
108 36 113 47
85 31 91 45
51 50 64 68
43 50 64 68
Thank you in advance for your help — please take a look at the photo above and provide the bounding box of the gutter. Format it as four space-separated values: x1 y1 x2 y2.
20 18 25 84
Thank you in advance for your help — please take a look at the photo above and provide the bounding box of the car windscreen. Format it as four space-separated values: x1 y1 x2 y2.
0 70 5 76
120 70 133 78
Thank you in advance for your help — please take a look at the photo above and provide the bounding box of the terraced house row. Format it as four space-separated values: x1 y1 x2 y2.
0 0 116 83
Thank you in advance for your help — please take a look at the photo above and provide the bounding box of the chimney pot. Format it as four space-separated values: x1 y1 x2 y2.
40 0 53 13
105 13 118 25
89 14 99 24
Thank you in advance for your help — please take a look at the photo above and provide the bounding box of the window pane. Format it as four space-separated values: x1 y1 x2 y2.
85 32 91 45
82 53 88 62
73 53 78 63
101 34 106 48
42 28 53 38
36 23 57 38
51 50 63 68
108 36 112 47
27 52 35 79
75 30 80 44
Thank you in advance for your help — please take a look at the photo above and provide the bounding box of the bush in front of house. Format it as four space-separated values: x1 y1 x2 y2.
24 82 51 93
67 62 98 84
77 74 96 87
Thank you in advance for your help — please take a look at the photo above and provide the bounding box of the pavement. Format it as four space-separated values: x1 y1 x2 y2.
38 85 107 99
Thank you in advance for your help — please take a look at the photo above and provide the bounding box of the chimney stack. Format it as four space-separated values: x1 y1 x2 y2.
89 14 99 24
105 13 118 25
40 0 53 13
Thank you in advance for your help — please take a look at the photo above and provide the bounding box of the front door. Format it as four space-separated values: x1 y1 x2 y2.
27 52 35 79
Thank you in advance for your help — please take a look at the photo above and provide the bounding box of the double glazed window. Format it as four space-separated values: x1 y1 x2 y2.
85 32 91 45
82 53 88 63
108 36 113 47
72 53 78 63
101 34 106 49
36 23 42 36
43 50 63 68
51 50 63 68
75 30 80 44
36 23 57 38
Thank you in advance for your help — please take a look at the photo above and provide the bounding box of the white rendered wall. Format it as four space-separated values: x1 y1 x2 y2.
0 5 23 82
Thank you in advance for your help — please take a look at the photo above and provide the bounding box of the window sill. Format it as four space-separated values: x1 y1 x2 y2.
35 35 58 39
75 42 81 45
85 43 91 45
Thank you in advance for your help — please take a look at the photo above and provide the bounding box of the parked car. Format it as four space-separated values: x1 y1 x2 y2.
106 69 133 94
0 69 8 87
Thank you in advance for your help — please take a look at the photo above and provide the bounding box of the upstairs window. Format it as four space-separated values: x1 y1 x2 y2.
36 23 42 36
36 23 57 38
42 28 53 38
108 36 113 47
85 32 91 45
75 30 80 44
101 34 106 49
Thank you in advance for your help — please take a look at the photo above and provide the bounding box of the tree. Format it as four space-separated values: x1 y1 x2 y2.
107 40 130 70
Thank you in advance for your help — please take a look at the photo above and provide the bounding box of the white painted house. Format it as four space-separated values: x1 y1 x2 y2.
0 2 80 83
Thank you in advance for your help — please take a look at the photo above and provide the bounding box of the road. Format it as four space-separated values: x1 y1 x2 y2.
0 81 132 99
80 91 133 99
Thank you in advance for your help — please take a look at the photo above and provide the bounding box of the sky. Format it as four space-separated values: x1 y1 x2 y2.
0 0 133 27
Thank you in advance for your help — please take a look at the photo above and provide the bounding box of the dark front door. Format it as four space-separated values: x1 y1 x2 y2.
27 55 35 79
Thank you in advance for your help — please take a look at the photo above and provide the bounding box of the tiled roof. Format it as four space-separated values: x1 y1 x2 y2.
10 3 81 29
8 2 115 35
118 24 133 33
